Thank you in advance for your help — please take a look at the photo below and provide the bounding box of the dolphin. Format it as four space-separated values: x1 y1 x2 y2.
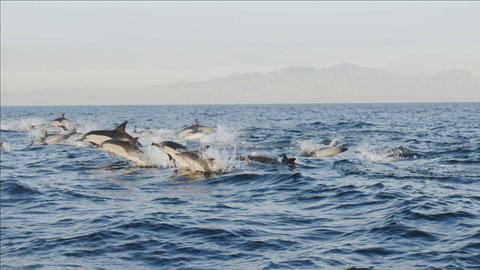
178 119 216 141
1 124 45 132
152 141 213 173
35 128 78 145
98 137 151 166
151 141 187 157
239 153 297 167
49 113 75 131
78 120 135 146
0 142 5 151
133 127 153 137
300 146 347 157
27 124 46 131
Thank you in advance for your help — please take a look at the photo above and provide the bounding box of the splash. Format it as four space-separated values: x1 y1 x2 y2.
141 143 172 168
298 140 319 155
200 123 239 146
200 145 242 173
298 139 344 155
1 142 11 151
358 145 419 163
1 117 46 132
199 124 242 173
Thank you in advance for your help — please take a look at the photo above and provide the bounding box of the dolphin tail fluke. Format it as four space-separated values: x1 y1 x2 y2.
114 120 129 132
207 158 215 167
168 154 177 168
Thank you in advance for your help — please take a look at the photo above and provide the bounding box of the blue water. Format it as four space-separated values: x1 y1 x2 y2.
1 103 479 269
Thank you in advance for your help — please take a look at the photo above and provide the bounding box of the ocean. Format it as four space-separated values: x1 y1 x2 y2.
1 103 479 269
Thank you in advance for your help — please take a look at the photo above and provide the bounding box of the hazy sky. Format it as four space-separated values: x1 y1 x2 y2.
2 1 480 93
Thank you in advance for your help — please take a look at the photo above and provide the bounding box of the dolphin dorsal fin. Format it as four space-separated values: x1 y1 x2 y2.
193 119 198 126
114 120 128 132
61 113 65 119
43 128 47 136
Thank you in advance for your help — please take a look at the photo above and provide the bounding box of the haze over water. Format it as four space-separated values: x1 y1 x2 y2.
1 103 479 269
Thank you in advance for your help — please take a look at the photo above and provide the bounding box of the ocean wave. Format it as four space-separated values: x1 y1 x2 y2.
1 180 42 197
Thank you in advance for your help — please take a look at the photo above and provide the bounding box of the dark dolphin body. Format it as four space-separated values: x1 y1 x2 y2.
152 141 187 153
239 153 297 167
78 121 135 146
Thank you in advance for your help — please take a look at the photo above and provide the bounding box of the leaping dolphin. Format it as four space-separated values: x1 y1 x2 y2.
238 153 297 167
35 128 78 145
152 141 213 173
133 127 153 137
78 120 135 146
49 113 75 131
177 119 216 141
98 137 151 166
300 146 347 157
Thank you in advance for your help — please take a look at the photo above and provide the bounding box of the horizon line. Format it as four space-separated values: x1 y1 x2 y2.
2 101 479 108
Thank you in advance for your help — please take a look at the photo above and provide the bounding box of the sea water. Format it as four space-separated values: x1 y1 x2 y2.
1 103 479 269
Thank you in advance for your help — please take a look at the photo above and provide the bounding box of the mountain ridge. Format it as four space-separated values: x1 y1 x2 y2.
2 63 479 106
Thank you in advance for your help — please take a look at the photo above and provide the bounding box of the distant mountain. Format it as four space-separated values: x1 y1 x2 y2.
2 63 479 105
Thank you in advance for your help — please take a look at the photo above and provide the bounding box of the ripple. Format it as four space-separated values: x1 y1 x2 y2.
353 247 399 256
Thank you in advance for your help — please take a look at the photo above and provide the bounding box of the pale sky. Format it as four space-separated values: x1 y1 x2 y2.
2 1 480 93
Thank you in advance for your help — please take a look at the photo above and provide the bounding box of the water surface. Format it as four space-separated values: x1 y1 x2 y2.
1 103 479 269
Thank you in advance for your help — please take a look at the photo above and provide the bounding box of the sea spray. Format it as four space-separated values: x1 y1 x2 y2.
1 117 46 132
358 145 419 163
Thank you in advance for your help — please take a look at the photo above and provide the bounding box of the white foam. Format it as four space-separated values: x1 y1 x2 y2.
200 123 239 146
201 145 241 173
62 134 91 148
298 140 319 154
357 145 414 163
141 144 172 168
298 139 344 155
1 142 11 151
1 117 46 132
